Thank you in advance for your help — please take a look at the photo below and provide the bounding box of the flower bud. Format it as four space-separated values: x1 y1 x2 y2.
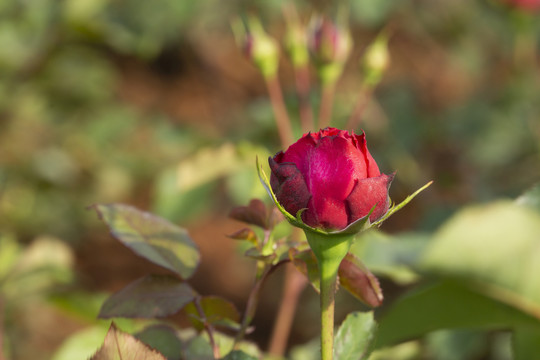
232 16 280 79
269 127 393 231
361 32 390 87
308 17 352 85
506 0 540 11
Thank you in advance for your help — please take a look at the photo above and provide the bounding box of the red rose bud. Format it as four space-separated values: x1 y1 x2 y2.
507 0 540 11
269 127 393 231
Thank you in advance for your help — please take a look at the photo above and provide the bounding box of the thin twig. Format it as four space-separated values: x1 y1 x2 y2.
266 76 294 146
295 65 314 133
317 83 336 130
0 296 5 360
346 84 373 131
194 297 220 359
268 263 307 356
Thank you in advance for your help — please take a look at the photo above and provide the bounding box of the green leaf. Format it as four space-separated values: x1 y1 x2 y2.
135 324 184 360
90 323 167 360
335 311 377 360
220 350 258 360
339 253 383 307
99 274 196 318
375 280 540 348
421 201 540 311
513 328 540 360
184 296 241 332
93 203 200 279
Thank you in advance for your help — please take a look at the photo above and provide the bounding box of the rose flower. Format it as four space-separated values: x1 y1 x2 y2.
269 127 393 231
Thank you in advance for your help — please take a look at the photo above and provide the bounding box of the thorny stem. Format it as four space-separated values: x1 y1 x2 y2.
268 263 307 356
318 83 336 130
346 83 373 131
266 75 294 146
295 65 314 133
194 297 220 359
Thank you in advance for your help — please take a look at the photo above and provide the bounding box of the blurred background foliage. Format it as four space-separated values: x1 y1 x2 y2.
0 0 539 359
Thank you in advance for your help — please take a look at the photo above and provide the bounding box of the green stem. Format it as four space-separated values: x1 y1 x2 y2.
305 231 353 360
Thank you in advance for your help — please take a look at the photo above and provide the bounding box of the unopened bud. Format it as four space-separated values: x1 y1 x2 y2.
232 16 280 79
361 32 390 87
308 17 352 85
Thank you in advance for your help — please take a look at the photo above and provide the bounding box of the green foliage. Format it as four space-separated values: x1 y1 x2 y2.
94 204 200 279
334 312 377 360
99 275 196 319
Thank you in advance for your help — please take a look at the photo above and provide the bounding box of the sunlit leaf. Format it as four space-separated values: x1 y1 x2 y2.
93 204 200 279
184 296 241 331
422 201 540 310
339 254 383 307
135 324 184 360
90 323 166 360
244 247 275 262
335 311 377 360
52 326 109 360
227 228 258 245
99 275 196 319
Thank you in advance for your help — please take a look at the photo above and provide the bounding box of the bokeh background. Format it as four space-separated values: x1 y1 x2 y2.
1 0 539 359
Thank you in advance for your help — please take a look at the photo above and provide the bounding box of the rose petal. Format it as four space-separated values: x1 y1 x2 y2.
353 132 380 177
306 136 366 229
346 173 394 223
269 157 311 217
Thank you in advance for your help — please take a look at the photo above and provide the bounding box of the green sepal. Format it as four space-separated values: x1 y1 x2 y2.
372 181 433 227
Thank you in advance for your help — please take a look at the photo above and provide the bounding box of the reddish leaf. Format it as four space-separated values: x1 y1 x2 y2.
339 253 383 307
99 275 197 318
90 323 166 360
229 199 268 229
227 228 259 245
289 248 321 291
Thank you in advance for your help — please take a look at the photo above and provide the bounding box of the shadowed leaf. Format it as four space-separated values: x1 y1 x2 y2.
184 296 241 331
335 311 377 360
135 324 184 360
289 248 320 291
99 275 196 319
229 199 268 229
93 204 200 279
90 323 166 360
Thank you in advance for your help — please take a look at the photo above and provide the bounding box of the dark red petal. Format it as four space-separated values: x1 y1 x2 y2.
269 157 311 217
306 136 364 230
346 173 394 223
353 132 380 178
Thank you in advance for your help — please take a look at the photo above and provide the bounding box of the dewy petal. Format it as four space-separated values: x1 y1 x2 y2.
269 157 311 217
306 136 365 230
346 173 394 223
353 132 380 178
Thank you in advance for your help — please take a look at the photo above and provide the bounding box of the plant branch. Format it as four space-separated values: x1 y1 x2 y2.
295 65 314 133
266 75 294 146
346 83 373 131
317 83 336 130
194 297 220 359
268 263 307 356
